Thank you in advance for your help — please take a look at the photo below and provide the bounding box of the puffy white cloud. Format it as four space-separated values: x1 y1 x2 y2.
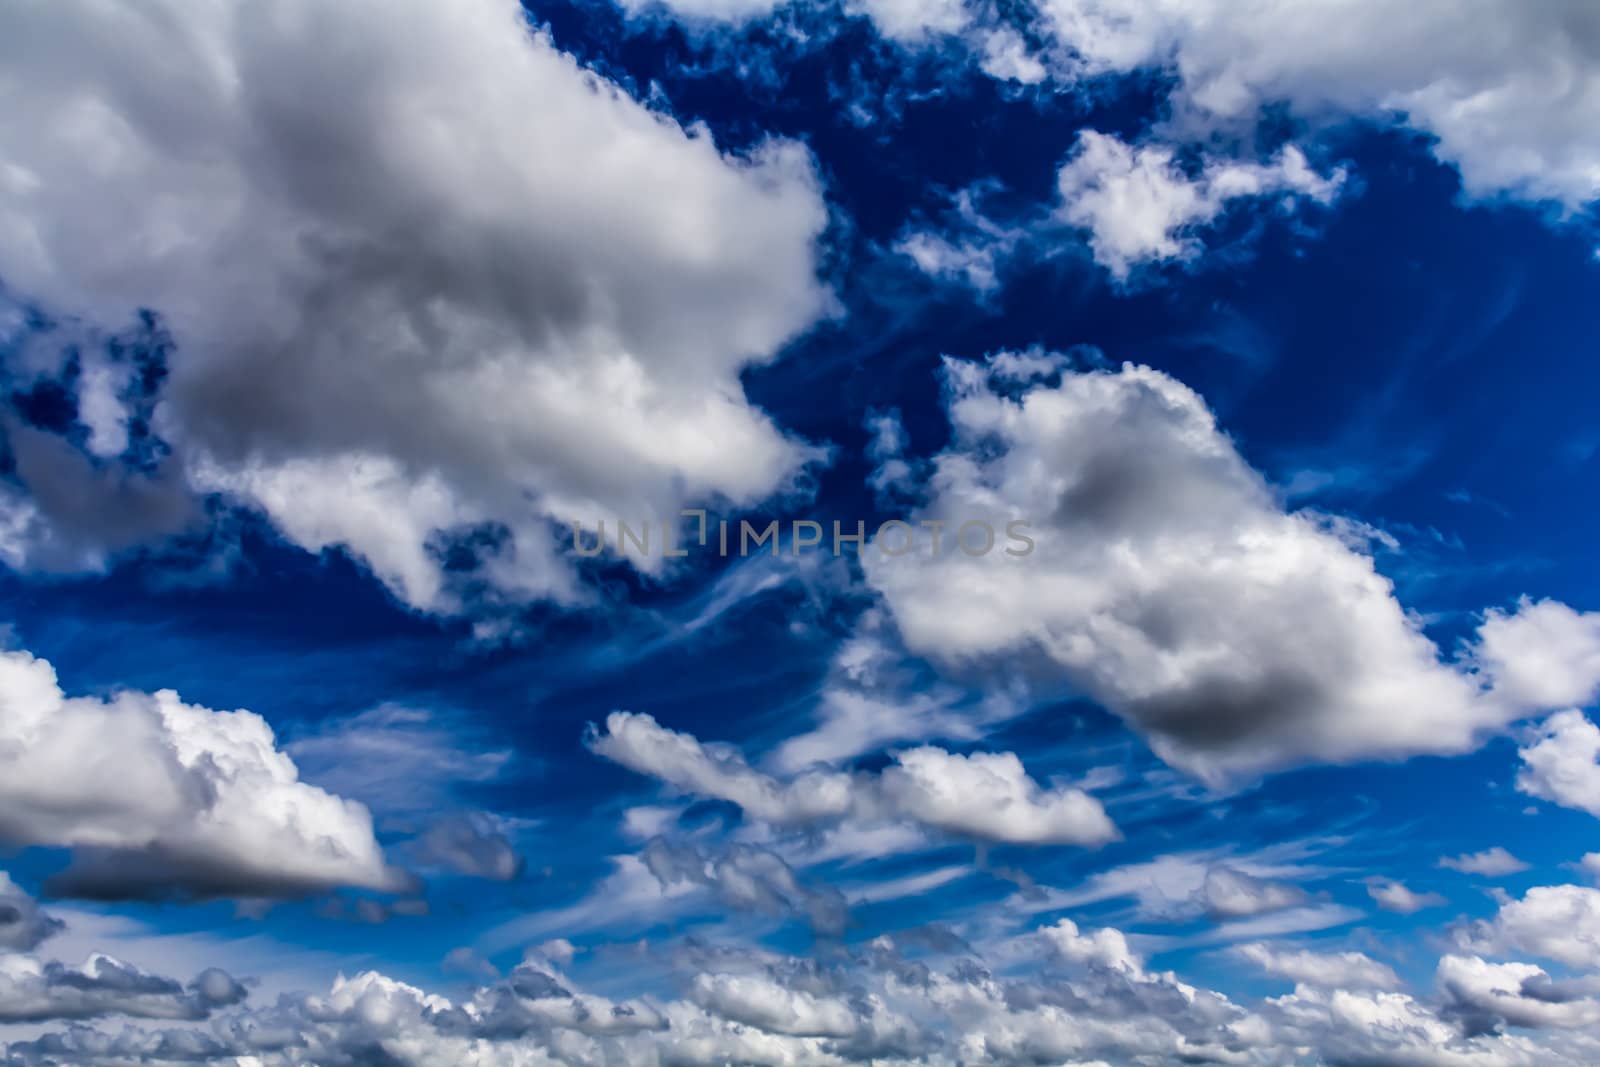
1438 954 1600 1032
1054 131 1343 279
1039 917 1143 975
689 973 860 1038
860 353 1600 783
877 745 1116 846
1033 0 1600 210
1368 879 1448 915
0 645 405 899
589 710 1117 846
1518 710 1600 817
1234 942 1400 990
1439 848 1531 878
1477 602 1600 710
1463 884 1600 969
0 0 830 611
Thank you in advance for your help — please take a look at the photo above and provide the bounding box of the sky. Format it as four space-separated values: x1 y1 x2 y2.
2 0 1600 1064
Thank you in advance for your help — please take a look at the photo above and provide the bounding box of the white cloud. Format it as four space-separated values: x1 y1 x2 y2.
1055 131 1343 279
1518 710 1600 817
0 0 830 612
1463 884 1600 969
0 645 404 899
1439 847 1531 878
1437 954 1600 1031
860 353 1600 783
1040 917 1143 975
1033 0 1600 210
689 973 860 1038
1368 879 1448 915
15 912 1600 1067
589 710 1117 846
1234 942 1400 990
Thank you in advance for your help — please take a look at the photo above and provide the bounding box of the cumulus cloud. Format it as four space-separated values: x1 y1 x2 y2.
1518 710 1600 817
15 912 1600 1067
589 710 1117 846
0 0 830 612
1039 917 1143 975
860 353 1600 783
1234 942 1400 990
1461 884 1600 969
1054 131 1343 279
1439 847 1531 878
0 645 405 899
1438 954 1600 1033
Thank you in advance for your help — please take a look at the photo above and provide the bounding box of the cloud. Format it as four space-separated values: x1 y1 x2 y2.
0 645 405 900
1462 884 1600 969
0 872 64 954
1054 131 1343 280
1439 847 1531 878
1199 867 1308 919
0 0 830 612
0 952 245 1024
1438 954 1600 1032
1368 879 1449 915
688 972 861 1038
15 912 1600 1067
589 710 1117 846
1039 917 1143 975
1234 942 1400 990
0 422 198 574
1518 710 1600 817
642 838 849 935
409 814 523 882
1032 0 1600 211
860 353 1600 784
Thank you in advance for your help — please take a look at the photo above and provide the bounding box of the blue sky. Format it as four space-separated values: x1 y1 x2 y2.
3 1 1600 1064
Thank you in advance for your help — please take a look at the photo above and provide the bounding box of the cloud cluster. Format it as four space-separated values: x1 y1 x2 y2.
0 645 404 900
1054 131 1343 279
1031 0 1600 210
861 353 1600 783
13 899 1600 1066
589 710 1117 846
0 0 830 612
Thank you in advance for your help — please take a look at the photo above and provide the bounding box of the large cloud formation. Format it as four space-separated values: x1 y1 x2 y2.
612 0 1600 213
861 353 1600 783
11 913 1600 1066
0 646 405 899
0 0 830 612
